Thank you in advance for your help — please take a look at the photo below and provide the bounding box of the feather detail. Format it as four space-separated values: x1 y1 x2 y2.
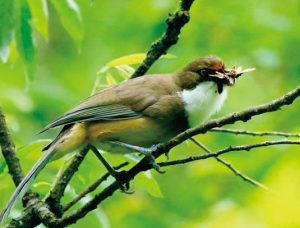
38 104 141 134
180 81 227 127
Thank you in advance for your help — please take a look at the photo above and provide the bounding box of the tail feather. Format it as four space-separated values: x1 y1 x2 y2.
0 147 55 224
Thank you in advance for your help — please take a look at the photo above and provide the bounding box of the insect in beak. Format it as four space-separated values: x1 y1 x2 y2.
209 66 255 86
225 67 256 79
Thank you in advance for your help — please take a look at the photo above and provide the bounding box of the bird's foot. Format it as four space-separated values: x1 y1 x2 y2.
110 170 133 194
165 151 170 161
107 141 166 174
90 145 133 193
139 144 165 174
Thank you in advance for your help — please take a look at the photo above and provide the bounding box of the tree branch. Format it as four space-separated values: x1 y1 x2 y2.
62 162 129 212
189 138 271 191
210 128 300 138
130 0 195 78
0 107 24 186
0 110 58 227
7 199 57 228
158 140 300 167
56 136 300 226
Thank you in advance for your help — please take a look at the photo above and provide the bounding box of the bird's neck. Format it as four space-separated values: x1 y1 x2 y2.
180 81 227 128
174 71 202 90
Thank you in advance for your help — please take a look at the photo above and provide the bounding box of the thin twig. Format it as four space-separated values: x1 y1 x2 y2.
7 199 57 228
210 128 300 137
159 140 300 167
190 138 270 191
63 162 129 212
131 0 195 78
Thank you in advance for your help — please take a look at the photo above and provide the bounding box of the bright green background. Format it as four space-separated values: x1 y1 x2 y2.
0 0 300 227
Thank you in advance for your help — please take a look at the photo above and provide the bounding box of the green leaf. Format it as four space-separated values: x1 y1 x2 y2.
114 65 135 79
15 0 35 81
106 53 176 67
8 40 18 63
28 0 48 39
0 0 16 62
106 54 148 67
93 53 176 94
106 73 117 86
51 0 83 48
135 171 163 198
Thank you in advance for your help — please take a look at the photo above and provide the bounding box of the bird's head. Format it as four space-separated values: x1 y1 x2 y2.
179 55 255 93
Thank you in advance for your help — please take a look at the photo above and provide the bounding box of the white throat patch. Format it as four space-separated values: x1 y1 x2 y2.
180 81 227 127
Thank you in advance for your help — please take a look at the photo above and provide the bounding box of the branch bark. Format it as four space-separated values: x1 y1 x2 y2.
0 107 49 227
210 128 300 137
189 138 270 191
62 162 129 212
0 107 24 186
158 139 300 167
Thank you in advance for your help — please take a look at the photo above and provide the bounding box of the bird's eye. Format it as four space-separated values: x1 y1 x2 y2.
199 68 215 76
200 69 208 76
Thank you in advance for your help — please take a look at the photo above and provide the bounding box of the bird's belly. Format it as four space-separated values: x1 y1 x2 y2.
87 117 178 153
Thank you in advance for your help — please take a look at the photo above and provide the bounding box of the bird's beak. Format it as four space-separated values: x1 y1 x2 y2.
208 66 255 86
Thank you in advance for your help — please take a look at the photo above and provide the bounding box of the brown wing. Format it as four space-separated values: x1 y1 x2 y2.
39 73 183 133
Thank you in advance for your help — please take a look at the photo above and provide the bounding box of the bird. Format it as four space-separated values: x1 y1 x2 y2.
0 55 255 223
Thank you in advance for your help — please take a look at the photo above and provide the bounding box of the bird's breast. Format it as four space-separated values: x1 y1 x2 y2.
180 81 227 127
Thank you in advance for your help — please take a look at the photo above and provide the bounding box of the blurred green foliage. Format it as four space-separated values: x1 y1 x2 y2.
0 0 300 227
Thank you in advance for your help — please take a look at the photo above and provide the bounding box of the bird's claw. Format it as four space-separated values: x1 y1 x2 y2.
144 153 165 174
141 144 166 174
165 151 170 161
111 170 134 194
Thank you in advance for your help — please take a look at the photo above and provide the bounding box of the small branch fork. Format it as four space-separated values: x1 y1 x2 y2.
159 139 300 167
189 138 271 192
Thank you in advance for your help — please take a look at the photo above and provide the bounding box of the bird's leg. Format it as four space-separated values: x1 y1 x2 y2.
89 145 132 193
108 141 165 174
